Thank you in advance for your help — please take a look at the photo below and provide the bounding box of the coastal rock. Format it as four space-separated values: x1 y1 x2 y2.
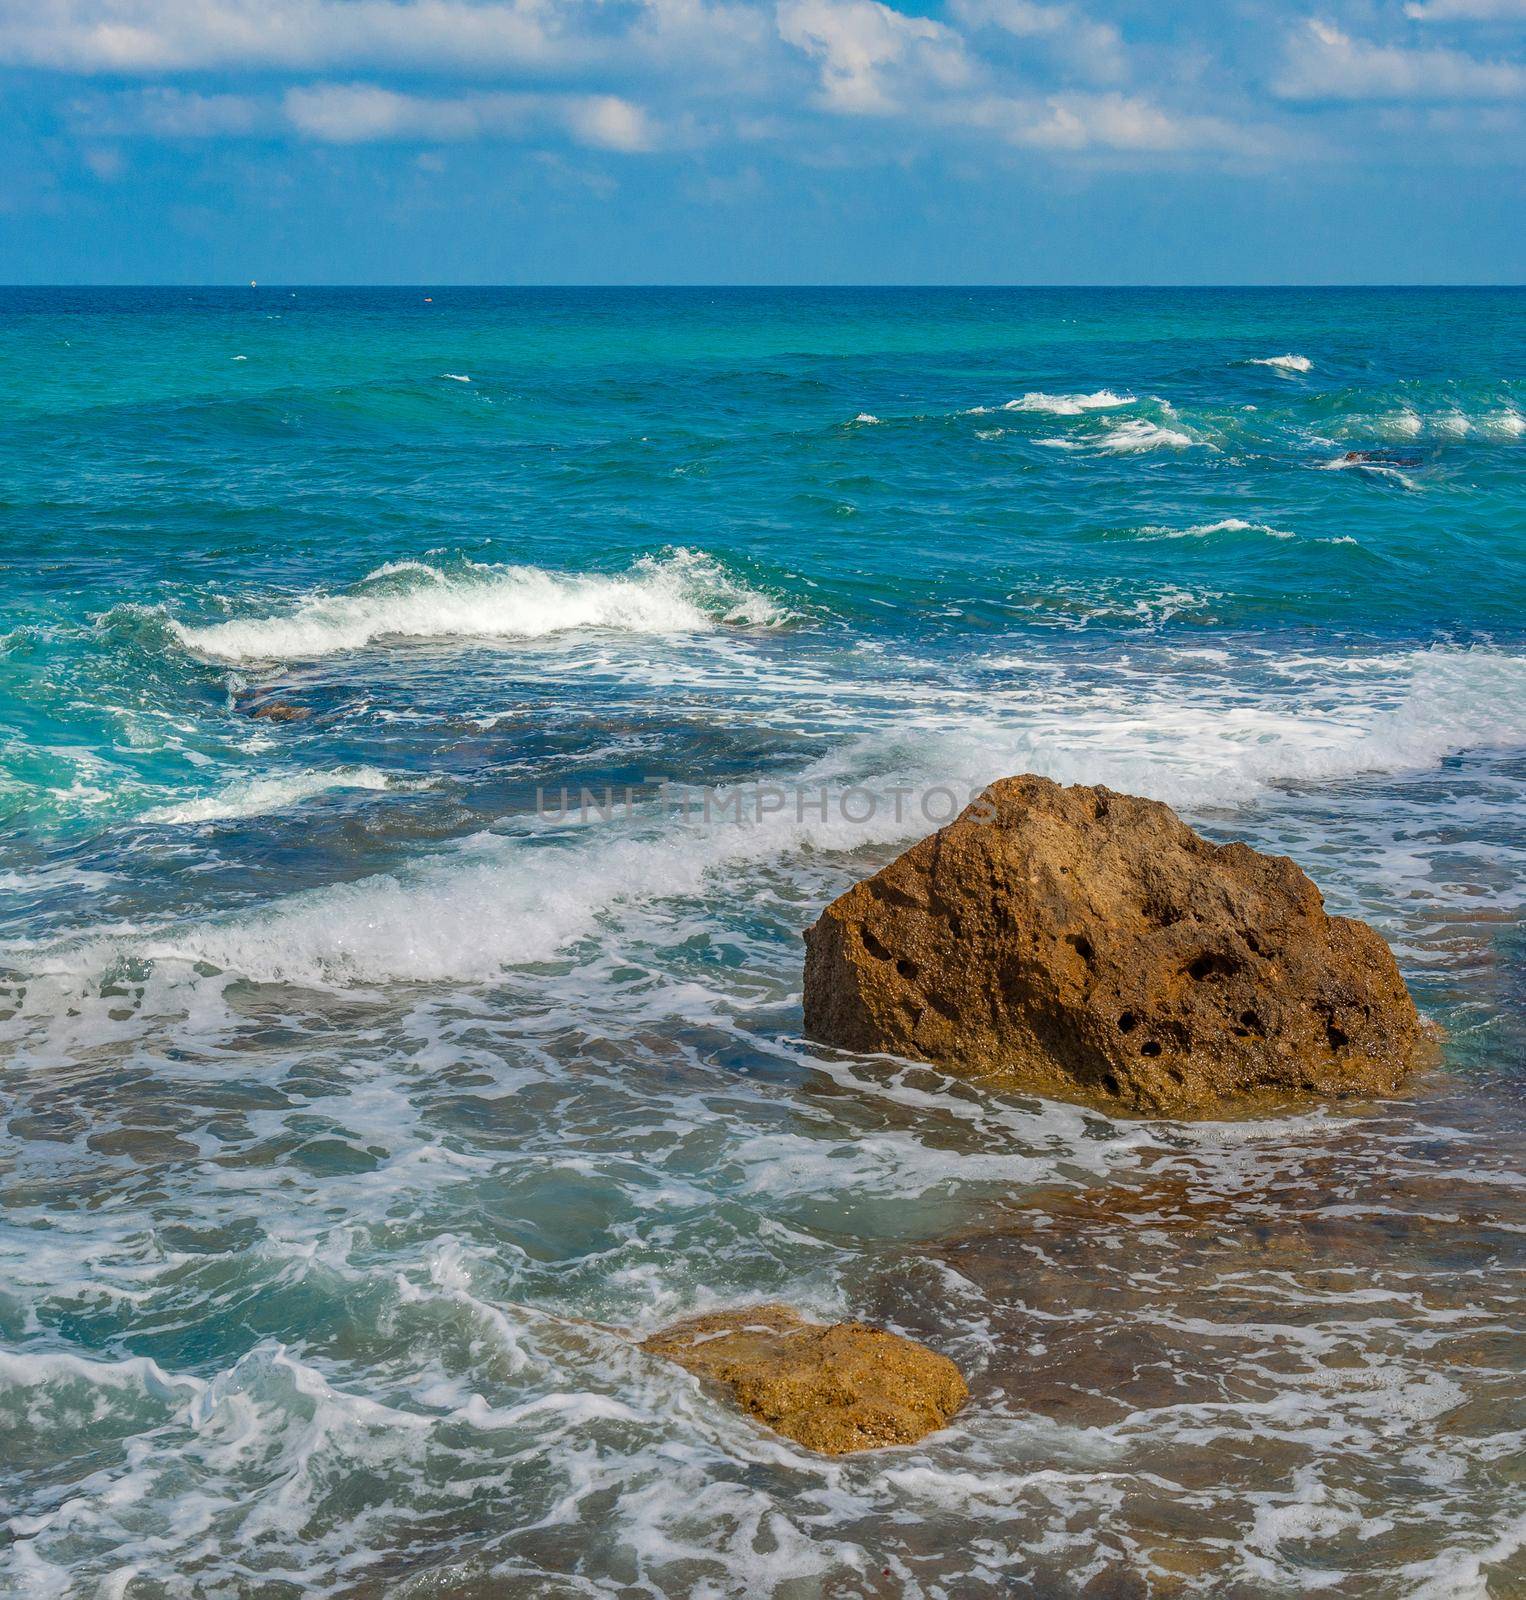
643 1304 967 1454
802 775 1421 1116
248 701 310 723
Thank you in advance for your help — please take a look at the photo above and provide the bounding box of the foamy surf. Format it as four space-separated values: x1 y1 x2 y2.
170 550 789 663
140 766 412 826
1246 354 1313 373
1002 390 1134 415
22 646 1525 993
1319 457 1420 489
1135 518 1295 540
1095 418 1201 453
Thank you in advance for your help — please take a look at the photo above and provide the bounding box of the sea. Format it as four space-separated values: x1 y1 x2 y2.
1 286 1523 1599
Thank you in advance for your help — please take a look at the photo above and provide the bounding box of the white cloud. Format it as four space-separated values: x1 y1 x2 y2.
14 0 1295 173
68 81 655 151
0 0 721 74
1276 19 1526 100
564 94 654 153
949 0 1126 82
965 90 1256 153
68 87 263 136
82 144 125 177
1404 0 1526 19
281 83 655 150
776 0 970 114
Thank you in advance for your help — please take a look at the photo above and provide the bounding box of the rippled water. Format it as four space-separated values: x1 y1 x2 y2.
2 287 1523 1598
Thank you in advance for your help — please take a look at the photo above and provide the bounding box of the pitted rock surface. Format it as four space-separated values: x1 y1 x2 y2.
803 775 1420 1116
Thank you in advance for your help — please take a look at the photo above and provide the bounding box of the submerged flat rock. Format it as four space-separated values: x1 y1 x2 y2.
803 775 1421 1116
643 1304 967 1454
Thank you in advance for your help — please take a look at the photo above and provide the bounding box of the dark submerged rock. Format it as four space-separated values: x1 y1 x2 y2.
247 701 310 723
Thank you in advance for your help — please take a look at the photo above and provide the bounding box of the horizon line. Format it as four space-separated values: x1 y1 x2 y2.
3 281 1524 292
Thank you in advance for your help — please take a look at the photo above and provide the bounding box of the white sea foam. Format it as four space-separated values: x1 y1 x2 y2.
1378 410 1424 439
1096 418 1199 453
1365 407 1521 442
1247 354 1312 373
439 373 471 382
170 550 788 663
852 412 880 424
1319 457 1419 490
1140 518 1294 540
25 647 1525 992
140 767 407 826
1002 390 1134 415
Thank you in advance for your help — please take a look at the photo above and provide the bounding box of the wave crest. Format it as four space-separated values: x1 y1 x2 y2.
1002 390 1135 415
170 550 790 663
1246 355 1313 373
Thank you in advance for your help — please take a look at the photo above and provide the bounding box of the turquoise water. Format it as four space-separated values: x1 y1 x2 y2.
2 287 1524 1597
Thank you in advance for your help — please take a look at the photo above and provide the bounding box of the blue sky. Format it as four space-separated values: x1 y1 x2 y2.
1 0 1523 282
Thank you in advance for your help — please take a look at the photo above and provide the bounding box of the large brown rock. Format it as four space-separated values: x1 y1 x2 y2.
803 775 1421 1116
643 1304 967 1453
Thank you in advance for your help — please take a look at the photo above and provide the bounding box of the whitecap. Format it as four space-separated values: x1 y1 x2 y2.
1096 418 1199 453
1139 518 1294 540
169 550 789 664
1319 457 1419 490
1377 411 1424 439
1002 390 1134 415
1246 354 1312 373
30 647 1525 990
439 373 471 383
141 767 413 826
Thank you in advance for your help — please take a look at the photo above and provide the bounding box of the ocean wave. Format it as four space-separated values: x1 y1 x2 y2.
1246 355 1313 373
1319 457 1419 490
22 648 1524 991
1095 418 1201 453
1362 407 1521 442
140 766 412 826
1137 518 1295 541
1002 390 1134 415
170 550 790 664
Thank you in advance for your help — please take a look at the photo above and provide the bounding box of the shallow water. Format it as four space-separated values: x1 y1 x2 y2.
1 287 1523 1598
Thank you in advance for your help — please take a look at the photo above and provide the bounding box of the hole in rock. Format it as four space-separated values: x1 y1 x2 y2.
1067 933 1095 964
860 927 893 962
1326 1021 1350 1052
1101 1074 1121 1097
1186 952 1237 982
896 958 919 981
1117 1011 1138 1033
1140 1040 1162 1057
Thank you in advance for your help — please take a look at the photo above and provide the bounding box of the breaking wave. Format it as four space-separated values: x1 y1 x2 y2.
141 767 412 826
1095 418 1201 453
170 550 790 664
20 647 1526 992
1002 391 1135 415
1245 355 1313 373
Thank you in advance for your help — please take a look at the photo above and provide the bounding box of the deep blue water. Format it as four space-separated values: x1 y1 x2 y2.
1 287 1523 1598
